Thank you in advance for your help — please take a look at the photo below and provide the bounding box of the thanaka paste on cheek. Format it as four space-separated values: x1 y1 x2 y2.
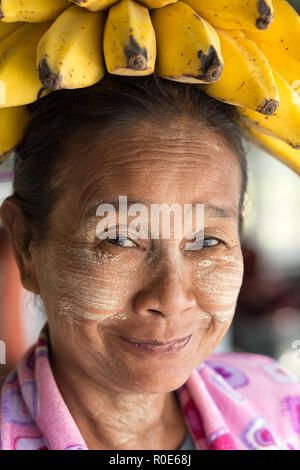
195 252 244 323
41 240 134 325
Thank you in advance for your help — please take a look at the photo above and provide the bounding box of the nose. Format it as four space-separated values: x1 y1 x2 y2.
133 265 197 319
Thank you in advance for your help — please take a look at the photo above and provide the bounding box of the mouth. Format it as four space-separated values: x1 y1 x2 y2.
118 333 193 355
120 335 192 346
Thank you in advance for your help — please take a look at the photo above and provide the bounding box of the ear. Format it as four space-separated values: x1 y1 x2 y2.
0 196 40 294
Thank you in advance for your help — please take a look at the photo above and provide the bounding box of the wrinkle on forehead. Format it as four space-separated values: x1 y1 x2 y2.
62 116 240 181
46 117 242 239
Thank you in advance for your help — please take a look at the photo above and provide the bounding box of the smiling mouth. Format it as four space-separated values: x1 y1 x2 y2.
118 334 193 355
120 335 192 346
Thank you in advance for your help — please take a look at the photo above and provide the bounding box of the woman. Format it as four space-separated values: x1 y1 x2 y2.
0 73 299 451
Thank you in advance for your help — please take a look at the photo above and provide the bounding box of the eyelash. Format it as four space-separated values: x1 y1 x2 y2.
104 236 223 249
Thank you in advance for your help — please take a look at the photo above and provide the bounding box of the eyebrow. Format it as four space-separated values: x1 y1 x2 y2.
82 198 238 224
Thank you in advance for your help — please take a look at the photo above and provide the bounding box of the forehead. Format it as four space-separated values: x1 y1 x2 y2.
58 119 242 221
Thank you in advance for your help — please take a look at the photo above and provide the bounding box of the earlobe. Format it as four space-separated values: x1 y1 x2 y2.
0 195 40 295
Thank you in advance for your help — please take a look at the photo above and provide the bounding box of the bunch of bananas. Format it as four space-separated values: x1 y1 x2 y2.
0 0 300 177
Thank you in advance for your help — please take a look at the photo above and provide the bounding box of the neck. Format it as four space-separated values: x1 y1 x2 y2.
50 345 187 450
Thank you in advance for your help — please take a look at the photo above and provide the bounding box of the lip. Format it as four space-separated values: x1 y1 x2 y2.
121 335 191 346
119 334 192 355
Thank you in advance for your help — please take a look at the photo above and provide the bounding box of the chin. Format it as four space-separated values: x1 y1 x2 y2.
119 363 193 395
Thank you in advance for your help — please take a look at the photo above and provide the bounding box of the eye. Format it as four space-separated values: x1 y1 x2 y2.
203 237 221 248
106 235 138 248
184 235 222 251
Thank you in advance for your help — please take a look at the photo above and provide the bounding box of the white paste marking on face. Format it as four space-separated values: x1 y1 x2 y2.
195 254 244 323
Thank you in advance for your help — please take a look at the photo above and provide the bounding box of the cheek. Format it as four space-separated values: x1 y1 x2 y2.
39 242 137 324
194 253 244 323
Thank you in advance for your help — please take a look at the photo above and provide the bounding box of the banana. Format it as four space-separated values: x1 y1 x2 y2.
244 0 300 93
70 0 177 11
239 121 300 176
205 29 279 114
68 0 119 11
0 21 25 105
0 21 24 41
0 105 30 162
129 0 177 9
37 5 106 90
237 70 300 149
151 1 224 84
0 0 69 22
0 22 52 108
103 0 156 76
181 0 274 32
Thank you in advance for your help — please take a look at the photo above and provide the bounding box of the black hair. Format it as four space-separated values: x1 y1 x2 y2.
12 72 248 245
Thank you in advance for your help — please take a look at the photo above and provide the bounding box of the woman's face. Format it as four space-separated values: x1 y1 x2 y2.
30 118 244 394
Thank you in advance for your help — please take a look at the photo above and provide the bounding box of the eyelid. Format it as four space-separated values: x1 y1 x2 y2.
184 229 226 243
107 237 138 248
104 230 141 248
205 236 222 242
203 228 236 246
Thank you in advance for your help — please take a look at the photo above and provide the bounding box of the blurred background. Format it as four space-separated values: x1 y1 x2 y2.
1 0 300 381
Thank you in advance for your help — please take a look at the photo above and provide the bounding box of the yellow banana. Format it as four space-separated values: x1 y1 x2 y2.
0 21 24 41
239 121 300 176
237 70 300 149
129 0 177 9
0 21 24 104
205 29 279 114
68 0 119 11
103 0 156 76
37 5 105 90
0 0 69 22
151 1 224 84
69 0 177 10
0 106 30 162
181 0 274 32
0 22 51 108
245 0 300 93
